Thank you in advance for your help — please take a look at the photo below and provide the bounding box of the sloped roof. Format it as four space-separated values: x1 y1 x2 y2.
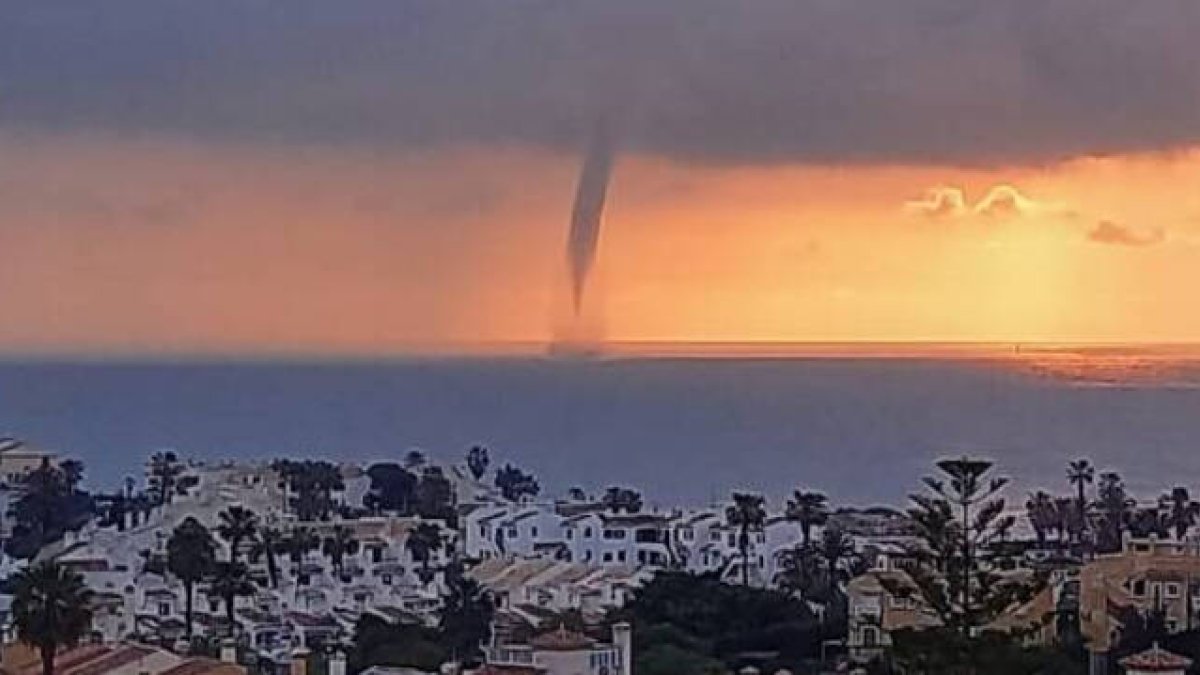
0 644 177 675
599 513 669 527
1120 643 1192 671
529 626 595 652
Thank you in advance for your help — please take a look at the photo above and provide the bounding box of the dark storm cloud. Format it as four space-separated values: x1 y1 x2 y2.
2 0 1199 165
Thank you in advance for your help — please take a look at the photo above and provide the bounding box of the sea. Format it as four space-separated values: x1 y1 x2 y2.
1 343 1199 509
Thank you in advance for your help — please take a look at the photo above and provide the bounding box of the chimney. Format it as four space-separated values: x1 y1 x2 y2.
612 622 632 675
290 648 310 675
219 639 236 664
329 650 346 675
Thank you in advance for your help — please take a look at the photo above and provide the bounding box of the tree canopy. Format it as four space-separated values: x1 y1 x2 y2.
494 464 540 503
610 571 822 674
5 458 95 559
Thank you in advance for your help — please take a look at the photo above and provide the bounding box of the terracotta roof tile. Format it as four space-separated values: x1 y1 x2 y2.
529 626 595 652
1120 643 1192 671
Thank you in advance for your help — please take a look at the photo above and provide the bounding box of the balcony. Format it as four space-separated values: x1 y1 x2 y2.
486 646 537 667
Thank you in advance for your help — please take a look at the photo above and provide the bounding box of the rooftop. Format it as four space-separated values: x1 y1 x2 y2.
529 626 596 652
1120 643 1193 671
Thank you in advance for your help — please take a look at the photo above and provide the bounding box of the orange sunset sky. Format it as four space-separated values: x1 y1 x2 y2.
2 3 1199 354
2 133 1198 353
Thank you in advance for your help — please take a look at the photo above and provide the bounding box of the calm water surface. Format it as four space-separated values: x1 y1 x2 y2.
1 355 1198 506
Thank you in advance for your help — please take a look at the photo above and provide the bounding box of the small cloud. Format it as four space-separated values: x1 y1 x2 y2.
1086 220 1166 247
904 186 967 218
906 183 1070 222
972 185 1039 219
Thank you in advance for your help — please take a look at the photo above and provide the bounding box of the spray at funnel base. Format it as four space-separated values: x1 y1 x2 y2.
567 123 615 314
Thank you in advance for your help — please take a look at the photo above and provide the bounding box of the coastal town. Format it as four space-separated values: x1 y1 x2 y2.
1 437 1198 675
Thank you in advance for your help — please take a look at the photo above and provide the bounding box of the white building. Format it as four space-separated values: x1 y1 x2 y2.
483 622 632 675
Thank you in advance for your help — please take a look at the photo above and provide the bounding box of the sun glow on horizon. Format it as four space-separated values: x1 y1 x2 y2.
1 132 1199 353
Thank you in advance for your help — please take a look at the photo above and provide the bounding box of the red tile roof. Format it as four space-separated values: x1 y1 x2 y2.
63 646 156 675
157 658 228 675
1120 643 1193 671
529 626 595 652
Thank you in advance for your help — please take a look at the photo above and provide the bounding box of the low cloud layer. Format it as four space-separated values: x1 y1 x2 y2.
3 1 1200 165
1087 221 1167 247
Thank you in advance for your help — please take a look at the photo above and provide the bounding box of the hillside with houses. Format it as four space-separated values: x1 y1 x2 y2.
3 438 1200 675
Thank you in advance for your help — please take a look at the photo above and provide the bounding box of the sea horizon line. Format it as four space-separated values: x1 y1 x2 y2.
1 339 1200 363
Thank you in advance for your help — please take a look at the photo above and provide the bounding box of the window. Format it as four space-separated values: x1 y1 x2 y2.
508 527 518 538
683 528 694 541
382 574 393 585
566 529 574 540
862 626 879 648
603 552 613 562
584 527 594 538
711 532 721 542
617 550 626 562
584 550 593 562
727 533 736 547
1166 582 1182 598
603 529 627 540
531 526 539 538
1132 579 1147 597
635 529 661 543
158 603 170 616
480 525 488 537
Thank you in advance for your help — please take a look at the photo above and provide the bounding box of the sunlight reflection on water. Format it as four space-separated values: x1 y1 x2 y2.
1003 348 1200 388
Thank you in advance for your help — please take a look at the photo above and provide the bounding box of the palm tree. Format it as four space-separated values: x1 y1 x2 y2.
774 544 821 600
216 506 260 563
601 487 644 514
406 523 444 585
466 446 490 481
208 561 256 636
251 526 284 589
785 490 829 547
1096 472 1134 554
404 450 427 470
11 562 94 675
1024 491 1055 548
1054 496 1081 546
322 526 359 580
1164 488 1200 540
818 526 857 593
147 450 185 505
1067 459 1094 544
58 460 85 493
725 492 767 586
285 527 320 569
275 461 344 521
167 517 216 638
